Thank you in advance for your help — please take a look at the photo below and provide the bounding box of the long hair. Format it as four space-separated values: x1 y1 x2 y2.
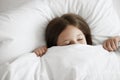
45 13 92 48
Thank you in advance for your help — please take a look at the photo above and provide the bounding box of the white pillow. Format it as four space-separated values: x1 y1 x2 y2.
0 0 48 64
113 0 120 18
44 0 120 44
0 0 120 64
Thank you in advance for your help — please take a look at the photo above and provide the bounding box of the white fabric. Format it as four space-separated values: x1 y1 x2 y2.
0 44 120 80
0 0 47 64
113 0 120 18
0 53 42 80
0 0 120 64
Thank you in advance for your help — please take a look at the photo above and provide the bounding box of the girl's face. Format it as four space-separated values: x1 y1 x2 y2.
57 25 87 46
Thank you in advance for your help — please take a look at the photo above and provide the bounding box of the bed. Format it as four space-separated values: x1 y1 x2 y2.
0 0 120 80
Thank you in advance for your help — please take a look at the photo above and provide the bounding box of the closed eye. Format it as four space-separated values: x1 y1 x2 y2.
77 39 83 41
64 41 71 45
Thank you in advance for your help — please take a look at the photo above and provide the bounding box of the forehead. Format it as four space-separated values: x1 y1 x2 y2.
60 25 83 36
58 25 84 40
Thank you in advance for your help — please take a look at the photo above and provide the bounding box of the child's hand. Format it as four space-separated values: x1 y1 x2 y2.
33 46 47 57
103 36 120 52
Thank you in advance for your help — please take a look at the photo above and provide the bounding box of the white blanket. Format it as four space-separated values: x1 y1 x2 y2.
0 44 120 80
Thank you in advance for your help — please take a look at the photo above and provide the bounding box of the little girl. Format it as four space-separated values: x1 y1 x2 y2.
34 13 120 56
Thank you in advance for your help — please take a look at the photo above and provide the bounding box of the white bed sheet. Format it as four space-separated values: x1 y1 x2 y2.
0 44 120 80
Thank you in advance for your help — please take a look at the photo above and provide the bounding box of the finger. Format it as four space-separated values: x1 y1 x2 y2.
114 38 119 48
42 48 46 53
106 40 113 51
111 39 117 51
38 49 43 56
103 41 108 50
35 50 41 56
38 48 45 57
43 47 47 51
103 41 111 52
114 38 119 49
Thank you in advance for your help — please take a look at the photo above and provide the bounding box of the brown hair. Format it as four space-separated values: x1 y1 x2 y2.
45 13 92 48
